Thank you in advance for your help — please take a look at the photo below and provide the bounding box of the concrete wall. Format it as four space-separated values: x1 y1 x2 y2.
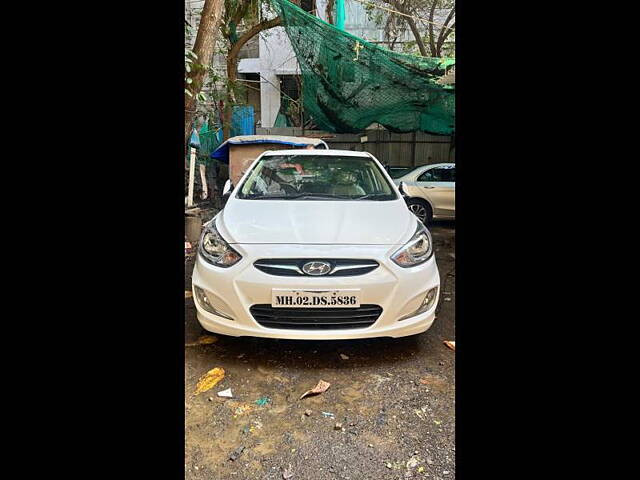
238 27 301 129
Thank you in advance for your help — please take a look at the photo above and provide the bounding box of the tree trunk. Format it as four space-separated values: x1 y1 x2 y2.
406 16 428 57
392 1 428 57
222 17 282 139
428 0 438 57
435 7 455 57
223 55 237 140
326 0 336 24
185 0 224 146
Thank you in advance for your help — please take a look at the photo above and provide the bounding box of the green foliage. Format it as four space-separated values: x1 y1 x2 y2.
185 21 198 98
363 0 455 57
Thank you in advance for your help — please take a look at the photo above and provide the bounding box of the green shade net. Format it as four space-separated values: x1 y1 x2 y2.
272 0 454 134
197 121 222 165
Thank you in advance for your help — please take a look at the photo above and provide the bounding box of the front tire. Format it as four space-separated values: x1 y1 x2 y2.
406 198 433 224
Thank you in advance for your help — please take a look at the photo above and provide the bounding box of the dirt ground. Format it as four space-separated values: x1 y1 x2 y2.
185 216 455 480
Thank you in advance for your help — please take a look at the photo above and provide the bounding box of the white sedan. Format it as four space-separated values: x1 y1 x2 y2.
393 163 455 224
191 149 440 340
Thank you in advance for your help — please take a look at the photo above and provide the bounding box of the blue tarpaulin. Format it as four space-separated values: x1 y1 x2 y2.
231 106 255 137
210 135 327 164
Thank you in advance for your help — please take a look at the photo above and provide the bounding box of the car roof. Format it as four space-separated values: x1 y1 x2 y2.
418 162 455 168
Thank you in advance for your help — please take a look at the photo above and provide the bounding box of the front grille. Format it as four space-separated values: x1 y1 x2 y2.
253 259 379 277
250 304 383 330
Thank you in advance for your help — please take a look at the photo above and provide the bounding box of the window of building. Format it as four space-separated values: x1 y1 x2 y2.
301 0 314 13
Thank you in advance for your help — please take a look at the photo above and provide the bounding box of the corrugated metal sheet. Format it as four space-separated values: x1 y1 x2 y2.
255 128 454 165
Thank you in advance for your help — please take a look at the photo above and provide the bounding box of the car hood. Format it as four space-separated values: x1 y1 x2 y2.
217 198 415 245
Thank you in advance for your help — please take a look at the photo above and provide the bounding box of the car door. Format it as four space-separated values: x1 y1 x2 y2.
415 165 455 218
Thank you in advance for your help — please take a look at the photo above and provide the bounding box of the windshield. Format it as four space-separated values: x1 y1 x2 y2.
236 155 398 201
389 166 420 179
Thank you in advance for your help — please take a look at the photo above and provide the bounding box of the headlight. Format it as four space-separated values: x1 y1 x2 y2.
198 222 242 267
391 222 433 267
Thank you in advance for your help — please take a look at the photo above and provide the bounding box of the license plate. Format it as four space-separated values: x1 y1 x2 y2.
271 289 361 308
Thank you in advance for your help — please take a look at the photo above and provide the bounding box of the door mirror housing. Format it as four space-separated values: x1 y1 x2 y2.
222 179 233 196
221 179 233 208
399 181 408 197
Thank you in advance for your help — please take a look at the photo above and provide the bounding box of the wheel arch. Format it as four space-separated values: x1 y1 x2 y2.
403 192 435 213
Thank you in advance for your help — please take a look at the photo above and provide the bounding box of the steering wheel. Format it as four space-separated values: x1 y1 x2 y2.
280 184 298 195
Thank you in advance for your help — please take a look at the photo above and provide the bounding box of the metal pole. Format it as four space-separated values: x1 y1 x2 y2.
188 147 196 207
336 0 346 30
411 131 417 167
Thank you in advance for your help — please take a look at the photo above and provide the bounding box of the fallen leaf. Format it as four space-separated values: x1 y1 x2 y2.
443 340 455 351
197 335 218 345
194 367 225 394
185 290 193 299
419 374 447 388
185 335 218 347
340 354 349 360
283 464 294 479
299 379 331 400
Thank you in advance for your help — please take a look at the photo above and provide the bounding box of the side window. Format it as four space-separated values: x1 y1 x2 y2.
418 167 455 182
443 167 456 182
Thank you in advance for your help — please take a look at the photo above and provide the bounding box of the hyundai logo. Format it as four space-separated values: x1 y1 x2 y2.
301 261 332 276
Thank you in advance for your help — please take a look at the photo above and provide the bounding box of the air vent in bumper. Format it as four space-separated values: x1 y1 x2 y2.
249 304 383 330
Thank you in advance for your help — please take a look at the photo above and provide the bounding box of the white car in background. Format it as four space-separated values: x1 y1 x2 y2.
393 163 455 224
192 149 440 340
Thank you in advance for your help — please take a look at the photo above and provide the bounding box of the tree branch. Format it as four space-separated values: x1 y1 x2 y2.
326 0 335 24
436 7 454 57
391 0 428 57
428 0 438 57
406 16 428 57
228 16 282 60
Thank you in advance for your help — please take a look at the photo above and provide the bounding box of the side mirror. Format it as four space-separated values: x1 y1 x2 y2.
222 179 233 196
220 179 233 208
399 181 408 197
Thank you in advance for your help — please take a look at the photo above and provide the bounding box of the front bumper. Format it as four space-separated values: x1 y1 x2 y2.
191 243 440 339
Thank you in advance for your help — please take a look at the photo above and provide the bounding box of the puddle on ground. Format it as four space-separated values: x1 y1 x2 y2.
340 383 364 403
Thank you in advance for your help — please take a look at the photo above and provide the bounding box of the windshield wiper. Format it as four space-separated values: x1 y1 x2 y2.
243 193 294 200
352 193 394 200
294 193 353 200
243 192 353 200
